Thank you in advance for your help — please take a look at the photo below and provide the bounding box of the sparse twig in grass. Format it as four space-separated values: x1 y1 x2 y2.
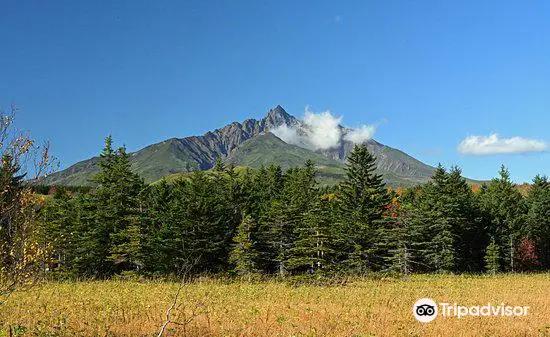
157 256 201 337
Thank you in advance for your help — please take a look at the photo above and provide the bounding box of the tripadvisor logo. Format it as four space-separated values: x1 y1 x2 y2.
413 298 529 322
413 298 438 322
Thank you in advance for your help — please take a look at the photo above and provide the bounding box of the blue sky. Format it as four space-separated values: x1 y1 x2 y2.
1 0 549 182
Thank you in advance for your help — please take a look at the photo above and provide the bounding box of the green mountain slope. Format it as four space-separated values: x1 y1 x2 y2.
227 133 343 169
41 139 202 186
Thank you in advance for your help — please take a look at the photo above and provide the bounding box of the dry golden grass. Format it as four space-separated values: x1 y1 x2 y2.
1 274 550 336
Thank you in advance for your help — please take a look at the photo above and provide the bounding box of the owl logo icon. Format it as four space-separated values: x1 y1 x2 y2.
413 298 438 322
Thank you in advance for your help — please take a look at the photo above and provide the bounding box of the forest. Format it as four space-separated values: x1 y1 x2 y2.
3 135 543 281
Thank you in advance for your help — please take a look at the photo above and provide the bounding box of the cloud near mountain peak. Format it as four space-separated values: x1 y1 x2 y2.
270 106 377 151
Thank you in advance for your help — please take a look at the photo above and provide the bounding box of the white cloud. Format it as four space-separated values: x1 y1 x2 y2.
344 125 376 144
271 106 378 151
302 108 342 150
457 133 548 155
269 124 311 149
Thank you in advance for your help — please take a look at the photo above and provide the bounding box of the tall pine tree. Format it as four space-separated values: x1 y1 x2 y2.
478 165 526 272
229 213 260 276
338 144 391 273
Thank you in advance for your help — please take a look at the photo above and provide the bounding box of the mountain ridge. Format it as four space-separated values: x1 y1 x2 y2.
40 106 442 187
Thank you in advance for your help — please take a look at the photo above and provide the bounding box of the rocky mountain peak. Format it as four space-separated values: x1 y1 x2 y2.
263 105 298 129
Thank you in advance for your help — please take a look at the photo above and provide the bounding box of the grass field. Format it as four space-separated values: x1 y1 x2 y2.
1 274 550 337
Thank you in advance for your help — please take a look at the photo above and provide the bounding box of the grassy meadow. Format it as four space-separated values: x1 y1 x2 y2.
1 274 550 337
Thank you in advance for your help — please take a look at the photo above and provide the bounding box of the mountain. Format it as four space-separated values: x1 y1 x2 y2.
40 105 440 187
41 105 293 185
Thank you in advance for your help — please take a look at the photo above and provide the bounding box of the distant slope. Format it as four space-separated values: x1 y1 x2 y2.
41 138 202 186
41 157 101 186
317 134 435 181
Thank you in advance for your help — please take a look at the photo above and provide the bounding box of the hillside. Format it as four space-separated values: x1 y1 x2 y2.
227 133 343 169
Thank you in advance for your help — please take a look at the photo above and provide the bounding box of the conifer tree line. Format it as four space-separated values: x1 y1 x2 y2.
36 136 550 278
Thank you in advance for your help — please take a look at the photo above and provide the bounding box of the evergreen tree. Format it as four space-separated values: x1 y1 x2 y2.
168 171 236 273
75 136 147 276
525 175 550 268
405 165 486 273
261 199 291 276
232 167 256 217
286 195 339 274
381 201 428 276
259 161 320 276
338 144 391 273
446 167 486 272
69 193 103 276
252 165 283 220
39 187 74 274
265 164 284 199
214 157 225 172
229 214 260 275
478 165 526 272
484 237 501 274
106 147 146 271
140 180 174 274
422 165 457 272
